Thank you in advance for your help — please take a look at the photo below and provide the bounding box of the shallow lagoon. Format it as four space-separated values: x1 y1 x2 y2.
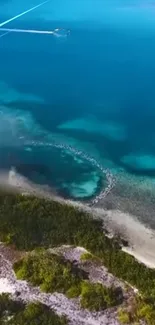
1 0 155 205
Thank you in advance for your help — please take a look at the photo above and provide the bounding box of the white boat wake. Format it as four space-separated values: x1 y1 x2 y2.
0 31 10 38
0 0 70 39
0 0 50 27
0 27 70 37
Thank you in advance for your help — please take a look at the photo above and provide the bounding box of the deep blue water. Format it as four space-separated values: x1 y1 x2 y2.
0 0 155 199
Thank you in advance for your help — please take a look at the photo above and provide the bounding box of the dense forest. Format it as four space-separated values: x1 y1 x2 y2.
14 249 121 311
14 250 86 296
0 192 155 298
0 293 68 325
118 296 155 325
0 191 155 323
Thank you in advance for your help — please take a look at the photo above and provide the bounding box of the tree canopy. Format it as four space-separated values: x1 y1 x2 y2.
14 250 121 311
0 191 155 323
0 294 68 325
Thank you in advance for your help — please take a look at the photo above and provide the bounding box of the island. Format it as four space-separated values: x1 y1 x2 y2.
0 190 155 325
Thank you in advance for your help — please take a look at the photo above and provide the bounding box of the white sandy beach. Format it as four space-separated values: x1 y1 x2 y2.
100 208 155 269
0 168 152 325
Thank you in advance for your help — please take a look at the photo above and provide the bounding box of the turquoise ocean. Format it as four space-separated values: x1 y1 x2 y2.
1 0 155 215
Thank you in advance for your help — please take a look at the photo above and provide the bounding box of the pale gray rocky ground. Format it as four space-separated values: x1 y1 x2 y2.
0 243 133 325
50 246 125 290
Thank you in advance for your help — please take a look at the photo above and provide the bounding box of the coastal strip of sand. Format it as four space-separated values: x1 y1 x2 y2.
0 168 155 270
95 207 155 269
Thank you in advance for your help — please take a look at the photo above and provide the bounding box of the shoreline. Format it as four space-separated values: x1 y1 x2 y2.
0 178 154 324
0 168 155 270
94 207 155 269
122 246 155 269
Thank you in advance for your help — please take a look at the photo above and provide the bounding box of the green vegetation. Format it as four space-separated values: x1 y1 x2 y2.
14 250 87 296
118 309 130 324
80 281 120 311
0 293 24 318
0 293 68 325
80 252 101 263
0 192 155 322
14 250 120 311
80 252 93 261
0 193 154 298
118 297 155 325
